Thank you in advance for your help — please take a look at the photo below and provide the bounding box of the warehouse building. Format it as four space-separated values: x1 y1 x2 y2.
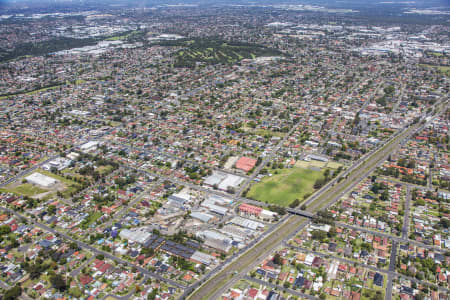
119 229 151 244
25 172 58 188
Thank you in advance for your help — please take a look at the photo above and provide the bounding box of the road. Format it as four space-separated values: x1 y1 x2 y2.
0 155 59 188
379 177 429 192
0 207 186 290
128 165 276 211
0 280 10 289
0 125 119 188
180 213 292 298
0 88 444 300
186 126 409 299
100 181 162 229
385 241 398 300
287 244 390 275
402 186 411 239
187 96 448 300
236 119 303 197
301 124 408 209
244 275 318 300
335 221 444 252
69 256 95 277
185 215 306 300
119 144 250 180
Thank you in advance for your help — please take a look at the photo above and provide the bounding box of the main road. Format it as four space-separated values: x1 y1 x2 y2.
0 206 186 290
186 96 447 300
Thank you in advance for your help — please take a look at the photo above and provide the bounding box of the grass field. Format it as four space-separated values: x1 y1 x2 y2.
0 183 47 197
97 165 113 175
247 167 325 206
295 160 343 170
241 126 286 138
85 211 102 226
37 169 81 197
419 64 450 76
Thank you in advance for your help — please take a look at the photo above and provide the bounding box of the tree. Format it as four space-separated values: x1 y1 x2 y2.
313 178 326 189
69 242 79 250
147 289 158 300
50 274 67 291
374 290 383 300
96 254 104 260
380 190 389 201
407 160 416 169
27 263 44 279
289 199 300 208
47 205 56 215
273 253 283 265
0 225 11 236
327 226 337 238
68 287 83 297
226 186 235 194
3 285 22 300
311 230 327 242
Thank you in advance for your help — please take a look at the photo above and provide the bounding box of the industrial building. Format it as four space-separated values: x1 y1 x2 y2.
25 172 58 188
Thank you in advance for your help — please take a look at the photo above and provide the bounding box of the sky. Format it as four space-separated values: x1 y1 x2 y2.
0 0 449 9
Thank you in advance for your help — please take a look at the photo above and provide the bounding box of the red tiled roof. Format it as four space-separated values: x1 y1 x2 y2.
239 203 262 215
235 157 257 172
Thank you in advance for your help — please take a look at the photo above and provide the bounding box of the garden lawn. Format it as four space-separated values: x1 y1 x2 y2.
247 167 325 206
82 211 102 228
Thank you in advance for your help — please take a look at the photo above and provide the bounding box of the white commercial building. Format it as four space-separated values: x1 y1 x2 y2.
80 141 99 152
25 172 58 188
119 229 151 244
190 251 216 266
203 171 245 191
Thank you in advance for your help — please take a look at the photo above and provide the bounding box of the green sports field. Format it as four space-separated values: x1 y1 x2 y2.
247 167 325 206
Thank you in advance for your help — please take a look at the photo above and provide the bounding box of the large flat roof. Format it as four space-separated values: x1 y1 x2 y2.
25 172 58 187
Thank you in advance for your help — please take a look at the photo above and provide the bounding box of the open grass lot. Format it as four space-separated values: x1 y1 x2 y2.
0 183 47 197
37 169 82 197
419 64 450 77
326 161 344 169
241 126 286 138
309 160 327 168
247 167 325 206
85 211 102 226
97 165 114 175
295 160 343 170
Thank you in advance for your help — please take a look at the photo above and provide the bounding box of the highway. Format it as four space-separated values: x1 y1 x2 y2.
184 215 306 300
187 96 447 300
187 126 409 299
0 91 445 299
